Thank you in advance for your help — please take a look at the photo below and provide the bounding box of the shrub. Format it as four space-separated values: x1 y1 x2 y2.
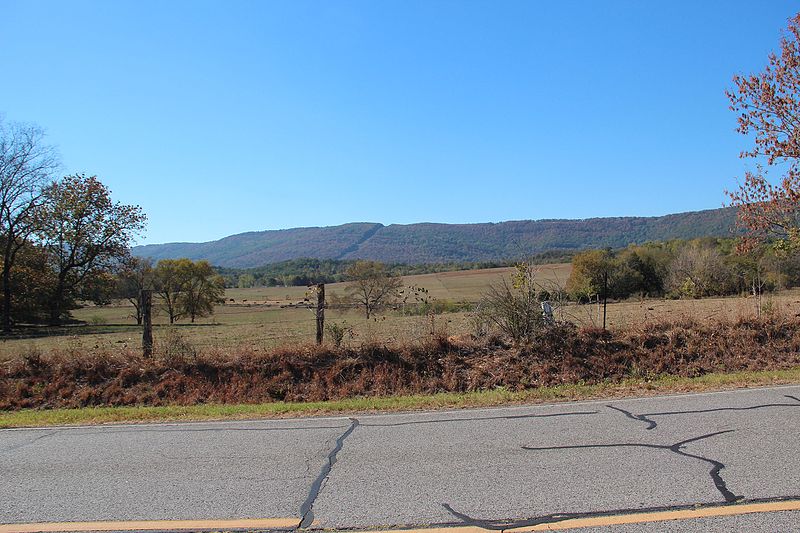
479 262 549 344
87 314 107 326
325 321 354 348
158 328 197 365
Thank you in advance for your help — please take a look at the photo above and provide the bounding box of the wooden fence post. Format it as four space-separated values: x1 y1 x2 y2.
142 289 153 357
602 271 608 331
316 283 325 345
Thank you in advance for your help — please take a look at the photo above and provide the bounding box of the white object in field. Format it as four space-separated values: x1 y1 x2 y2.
541 301 553 321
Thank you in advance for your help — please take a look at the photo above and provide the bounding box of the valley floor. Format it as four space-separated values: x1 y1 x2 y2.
0 264 795 360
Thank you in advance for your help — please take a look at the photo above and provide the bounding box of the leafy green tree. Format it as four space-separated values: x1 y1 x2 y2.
237 273 256 288
566 245 676 301
179 260 225 322
610 249 645 298
36 174 146 323
154 258 225 323
629 244 673 296
154 258 192 324
344 260 402 319
565 249 614 301
79 270 117 307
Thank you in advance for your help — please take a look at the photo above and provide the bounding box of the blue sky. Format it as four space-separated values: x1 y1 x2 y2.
1 1 797 245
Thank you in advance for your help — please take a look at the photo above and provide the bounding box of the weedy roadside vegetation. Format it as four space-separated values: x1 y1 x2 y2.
4 262 800 415
3 313 800 411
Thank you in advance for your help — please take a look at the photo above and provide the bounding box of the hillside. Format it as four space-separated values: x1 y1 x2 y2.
132 208 738 267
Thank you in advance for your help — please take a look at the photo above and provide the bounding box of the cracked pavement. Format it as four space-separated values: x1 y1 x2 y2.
1 385 799 531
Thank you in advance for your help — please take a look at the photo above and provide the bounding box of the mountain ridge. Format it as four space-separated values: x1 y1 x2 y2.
133 208 738 268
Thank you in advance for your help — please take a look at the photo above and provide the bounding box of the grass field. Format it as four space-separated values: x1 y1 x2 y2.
2 262 798 360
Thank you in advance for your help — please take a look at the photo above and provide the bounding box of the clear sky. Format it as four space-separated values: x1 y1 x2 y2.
1 1 797 245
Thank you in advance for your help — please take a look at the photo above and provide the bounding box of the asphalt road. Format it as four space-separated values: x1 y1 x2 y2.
2 385 800 532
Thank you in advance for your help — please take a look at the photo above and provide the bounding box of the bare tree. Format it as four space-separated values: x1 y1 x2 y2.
0 119 59 332
344 261 402 319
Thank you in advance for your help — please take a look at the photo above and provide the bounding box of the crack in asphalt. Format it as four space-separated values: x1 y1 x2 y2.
0 429 60 453
303 436 337 480
6 392 796 530
0 430 58 454
606 405 657 429
299 417 359 529
607 395 800 430
522 429 740 503
442 501 677 531
360 410 598 427
441 495 800 531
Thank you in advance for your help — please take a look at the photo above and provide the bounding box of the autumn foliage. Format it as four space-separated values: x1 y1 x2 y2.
726 13 800 251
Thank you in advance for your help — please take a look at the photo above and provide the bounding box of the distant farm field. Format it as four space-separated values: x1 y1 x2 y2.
2 262 799 361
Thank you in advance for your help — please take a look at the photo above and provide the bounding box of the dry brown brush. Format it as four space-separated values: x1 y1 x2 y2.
2 317 800 410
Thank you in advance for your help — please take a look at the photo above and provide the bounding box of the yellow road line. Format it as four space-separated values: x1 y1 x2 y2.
0 517 298 533
3 500 800 533
504 499 800 532
373 500 800 533
375 529 488 533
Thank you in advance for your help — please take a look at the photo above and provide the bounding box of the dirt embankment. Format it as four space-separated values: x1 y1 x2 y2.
2 317 800 410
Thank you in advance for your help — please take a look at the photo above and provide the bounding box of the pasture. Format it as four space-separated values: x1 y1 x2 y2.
2 262 798 361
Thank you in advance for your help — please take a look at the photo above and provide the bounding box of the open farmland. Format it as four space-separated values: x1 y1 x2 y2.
219 263 572 304
2 262 799 361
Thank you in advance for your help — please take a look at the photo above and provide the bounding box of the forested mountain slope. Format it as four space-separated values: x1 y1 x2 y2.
133 208 737 267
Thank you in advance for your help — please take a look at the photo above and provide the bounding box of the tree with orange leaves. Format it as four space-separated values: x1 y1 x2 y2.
726 13 800 252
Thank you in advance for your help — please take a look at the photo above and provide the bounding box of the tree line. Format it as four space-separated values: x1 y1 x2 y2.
117 257 225 324
565 238 800 302
215 250 575 289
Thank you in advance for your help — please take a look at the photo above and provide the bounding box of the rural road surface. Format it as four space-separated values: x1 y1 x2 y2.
2 385 800 532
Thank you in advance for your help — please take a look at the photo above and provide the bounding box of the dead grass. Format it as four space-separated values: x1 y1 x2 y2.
4 265 800 427
3 316 800 413
4 262 798 363
3 366 799 428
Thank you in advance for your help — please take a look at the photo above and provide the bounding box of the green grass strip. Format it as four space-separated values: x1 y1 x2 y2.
3 366 800 428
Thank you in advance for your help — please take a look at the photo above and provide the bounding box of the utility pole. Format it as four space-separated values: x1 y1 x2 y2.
315 283 325 345
141 289 153 357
